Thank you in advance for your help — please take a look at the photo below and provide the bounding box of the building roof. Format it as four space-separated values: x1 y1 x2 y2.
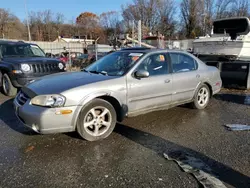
54 37 95 43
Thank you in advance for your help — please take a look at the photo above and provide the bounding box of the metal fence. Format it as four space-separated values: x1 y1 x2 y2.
165 39 194 50
34 42 114 55
35 41 85 54
0 39 114 55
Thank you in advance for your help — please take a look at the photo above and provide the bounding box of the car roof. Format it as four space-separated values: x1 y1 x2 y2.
0 40 36 46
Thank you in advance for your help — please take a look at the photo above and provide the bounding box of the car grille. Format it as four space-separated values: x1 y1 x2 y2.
32 63 59 73
16 91 30 106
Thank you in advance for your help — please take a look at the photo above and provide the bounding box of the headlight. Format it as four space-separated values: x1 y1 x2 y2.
58 62 64 70
31 94 66 107
21 64 31 72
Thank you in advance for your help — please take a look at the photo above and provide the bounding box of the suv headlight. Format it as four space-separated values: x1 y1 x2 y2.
58 62 64 70
21 64 31 72
31 94 66 107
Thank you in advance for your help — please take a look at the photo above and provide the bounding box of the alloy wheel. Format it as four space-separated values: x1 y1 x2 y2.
197 87 209 107
83 106 112 137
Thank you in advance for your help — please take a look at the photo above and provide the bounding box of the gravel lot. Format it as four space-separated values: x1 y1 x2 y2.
0 91 250 188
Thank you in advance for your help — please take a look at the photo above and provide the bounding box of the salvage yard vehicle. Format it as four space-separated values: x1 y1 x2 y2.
14 48 222 141
193 17 250 89
0 40 66 96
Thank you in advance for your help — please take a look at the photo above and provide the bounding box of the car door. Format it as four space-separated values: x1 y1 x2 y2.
170 52 201 103
127 53 173 114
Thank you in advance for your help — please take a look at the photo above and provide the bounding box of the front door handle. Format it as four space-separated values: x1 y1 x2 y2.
196 74 200 78
165 79 171 83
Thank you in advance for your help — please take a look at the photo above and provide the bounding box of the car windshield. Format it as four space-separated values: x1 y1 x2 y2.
79 54 88 58
0 44 45 58
85 51 145 76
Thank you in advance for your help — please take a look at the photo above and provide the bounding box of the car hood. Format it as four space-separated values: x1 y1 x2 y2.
3 57 60 65
26 71 118 95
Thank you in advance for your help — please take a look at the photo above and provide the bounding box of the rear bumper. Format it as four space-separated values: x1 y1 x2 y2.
212 80 222 95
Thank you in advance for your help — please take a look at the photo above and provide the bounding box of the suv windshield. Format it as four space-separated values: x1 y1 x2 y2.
85 51 145 76
0 44 45 58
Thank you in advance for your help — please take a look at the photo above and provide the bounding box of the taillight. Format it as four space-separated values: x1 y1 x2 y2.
216 82 221 86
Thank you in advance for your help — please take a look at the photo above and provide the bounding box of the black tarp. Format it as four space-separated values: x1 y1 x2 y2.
213 18 250 39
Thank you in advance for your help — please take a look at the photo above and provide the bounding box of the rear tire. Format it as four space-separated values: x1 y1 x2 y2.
191 84 210 110
76 99 117 141
2 73 17 97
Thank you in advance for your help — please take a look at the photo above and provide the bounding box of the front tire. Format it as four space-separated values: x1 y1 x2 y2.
191 84 210 109
76 99 117 141
2 73 17 97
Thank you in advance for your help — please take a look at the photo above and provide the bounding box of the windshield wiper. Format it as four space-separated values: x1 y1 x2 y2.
100 71 108 75
86 70 108 76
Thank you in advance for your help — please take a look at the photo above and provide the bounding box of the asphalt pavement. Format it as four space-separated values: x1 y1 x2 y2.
0 92 250 188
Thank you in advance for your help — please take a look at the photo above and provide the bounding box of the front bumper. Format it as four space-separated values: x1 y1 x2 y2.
13 99 78 134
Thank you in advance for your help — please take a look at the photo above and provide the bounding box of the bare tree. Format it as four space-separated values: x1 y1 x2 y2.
54 13 65 39
215 0 234 18
203 0 215 34
181 0 201 38
0 8 25 39
29 10 66 41
122 0 176 37
156 0 176 37
43 10 53 41
231 0 249 17
100 11 121 43
29 11 44 40
0 9 9 38
100 11 119 30
122 0 159 32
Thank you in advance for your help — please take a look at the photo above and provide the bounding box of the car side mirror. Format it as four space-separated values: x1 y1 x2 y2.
135 69 149 78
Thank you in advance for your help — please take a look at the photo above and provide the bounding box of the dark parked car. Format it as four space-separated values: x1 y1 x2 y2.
55 52 69 64
73 53 106 69
0 40 66 96
72 54 89 67
45 53 56 58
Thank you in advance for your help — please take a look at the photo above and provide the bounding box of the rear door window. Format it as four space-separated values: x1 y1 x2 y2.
169 53 197 73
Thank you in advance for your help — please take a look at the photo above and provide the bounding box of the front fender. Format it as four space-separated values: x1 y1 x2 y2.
0 63 14 86
0 63 13 73
71 90 124 129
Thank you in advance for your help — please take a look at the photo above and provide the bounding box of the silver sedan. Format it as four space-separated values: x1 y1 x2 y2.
14 48 222 141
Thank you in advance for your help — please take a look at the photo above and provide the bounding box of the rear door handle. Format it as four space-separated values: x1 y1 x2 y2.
196 74 200 78
165 79 171 83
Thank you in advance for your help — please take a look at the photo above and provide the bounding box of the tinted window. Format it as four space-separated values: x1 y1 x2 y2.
0 44 45 57
170 53 197 73
137 53 168 76
213 18 249 34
